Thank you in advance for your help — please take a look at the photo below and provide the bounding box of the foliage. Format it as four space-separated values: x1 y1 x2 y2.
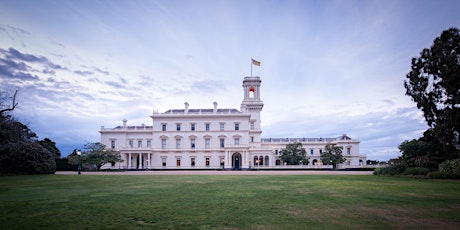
55 158 78 171
279 142 308 165
427 171 460 179
81 142 123 170
398 129 455 168
0 90 57 175
38 138 61 159
439 158 460 176
0 115 37 144
320 143 345 168
0 141 56 174
404 27 460 154
402 167 430 176
373 160 407 176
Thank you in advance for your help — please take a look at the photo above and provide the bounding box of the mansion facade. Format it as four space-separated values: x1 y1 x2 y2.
100 76 366 170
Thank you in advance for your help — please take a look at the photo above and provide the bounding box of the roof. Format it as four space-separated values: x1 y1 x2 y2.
162 108 241 114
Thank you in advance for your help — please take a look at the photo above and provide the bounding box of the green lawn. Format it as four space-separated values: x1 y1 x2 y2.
0 174 459 229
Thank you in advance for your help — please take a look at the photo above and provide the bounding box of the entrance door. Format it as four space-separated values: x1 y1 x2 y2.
232 153 242 169
234 156 240 169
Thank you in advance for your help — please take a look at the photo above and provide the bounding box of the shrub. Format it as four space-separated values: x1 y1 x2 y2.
0 141 56 174
427 171 460 179
439 158 460 175
374 161 407 176
402 167 429 176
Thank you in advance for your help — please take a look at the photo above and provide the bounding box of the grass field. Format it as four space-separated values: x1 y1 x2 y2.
1 174 460 229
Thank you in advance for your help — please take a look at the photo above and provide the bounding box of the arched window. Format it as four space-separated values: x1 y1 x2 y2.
259 156 263 166
264 156 269 166
254 156 258 166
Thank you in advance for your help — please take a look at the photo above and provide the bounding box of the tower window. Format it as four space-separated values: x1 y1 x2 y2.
205 123 210 131
162 124 167 131
235 123 239 130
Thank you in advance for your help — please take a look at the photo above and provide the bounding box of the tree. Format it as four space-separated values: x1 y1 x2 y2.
398 129 455 168
81 142 123 170
404 27 460 155
280 142 309 165
0 89 19 116
38 138 61 159
0 89 56 174
0 141 56 174
320 143 345 169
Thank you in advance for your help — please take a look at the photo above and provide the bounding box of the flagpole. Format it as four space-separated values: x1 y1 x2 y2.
250 58 253 77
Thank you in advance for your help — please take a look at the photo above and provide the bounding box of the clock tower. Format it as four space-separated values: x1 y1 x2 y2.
241 76 264 143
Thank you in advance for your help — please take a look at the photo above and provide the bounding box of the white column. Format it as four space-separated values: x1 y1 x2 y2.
128 153 132 169
148 153 151 169
224 151 230 168
139 154 143 169
242 151 247 168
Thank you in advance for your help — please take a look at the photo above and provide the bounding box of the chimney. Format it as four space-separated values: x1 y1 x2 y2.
213 101 218 113
123 119 127 127
184 102 189 113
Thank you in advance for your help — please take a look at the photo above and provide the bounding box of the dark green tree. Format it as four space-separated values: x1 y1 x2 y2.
280 142 309 165
81 142 123 170
0 90 55 174
398 129 455 168
320 143 345 169
0 141 56 174
38 138 61 159
404 27 460 155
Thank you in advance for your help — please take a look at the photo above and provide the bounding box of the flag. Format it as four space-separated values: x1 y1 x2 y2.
252 58 261 66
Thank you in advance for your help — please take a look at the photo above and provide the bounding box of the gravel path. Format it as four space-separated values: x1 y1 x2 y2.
56 170 373 176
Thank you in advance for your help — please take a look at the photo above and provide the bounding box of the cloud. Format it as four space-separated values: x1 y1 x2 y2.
73 70 93 76
0 48 69 82
191 79 226 94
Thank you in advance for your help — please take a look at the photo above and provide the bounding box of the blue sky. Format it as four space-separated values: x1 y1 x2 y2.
1 0 459 161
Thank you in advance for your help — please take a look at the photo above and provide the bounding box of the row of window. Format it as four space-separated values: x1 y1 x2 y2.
112 137 249 149
113 140 352 154
274 148 353 155
162 157 220 167
161 122 254 131
162 137 236 149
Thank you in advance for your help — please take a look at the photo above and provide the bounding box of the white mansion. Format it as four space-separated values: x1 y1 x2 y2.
100 76 366 170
